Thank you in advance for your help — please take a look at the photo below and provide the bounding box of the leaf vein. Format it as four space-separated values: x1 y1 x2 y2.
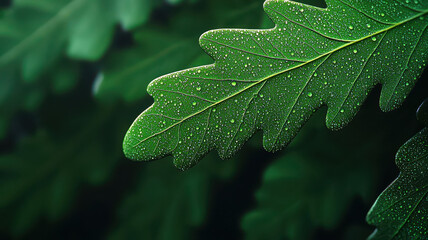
337 0 395 25
152 88 216 103
330 32 386 123
272 54 331 146
270 8 351 43
202 37 305 62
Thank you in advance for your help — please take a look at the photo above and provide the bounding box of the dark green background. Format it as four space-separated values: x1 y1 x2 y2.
0 0 427 239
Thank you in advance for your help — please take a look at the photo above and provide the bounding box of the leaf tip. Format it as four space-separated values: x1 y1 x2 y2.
173 157 196 171
122 129 140 161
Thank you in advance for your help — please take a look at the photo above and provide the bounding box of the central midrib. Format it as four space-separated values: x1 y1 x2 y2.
133 9 428 147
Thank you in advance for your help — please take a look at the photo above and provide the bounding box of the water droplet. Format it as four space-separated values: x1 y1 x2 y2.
192 102 197 106
353 49 358 54
372 37 377 41
308 92 313 97
366 24 371 28
196 87 201 91
230 119 235 123
231 82 237 86
348 25 354 30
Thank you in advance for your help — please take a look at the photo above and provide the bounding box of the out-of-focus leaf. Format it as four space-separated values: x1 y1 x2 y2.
241 113 383 240
94 29 205 102
0 0 193 140
66 0 116 60
366 103 428 240
0 105 125 236
116 0 151 30
108 153 237 240
0 0 179 71
95 0 267 102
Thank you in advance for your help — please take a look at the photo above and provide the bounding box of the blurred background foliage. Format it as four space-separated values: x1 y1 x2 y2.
0 0 426 239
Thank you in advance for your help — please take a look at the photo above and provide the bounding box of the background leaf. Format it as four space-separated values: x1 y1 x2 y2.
366 103 428 240
0 0 192 140
95 0 270 102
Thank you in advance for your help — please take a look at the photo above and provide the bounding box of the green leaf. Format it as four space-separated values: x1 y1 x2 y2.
0 0 182 80
116 0 190 30
108 154 237 240
116 0 152 31
124 0 428 169
241 112 380 240
366 113 428 239
66 0 116 60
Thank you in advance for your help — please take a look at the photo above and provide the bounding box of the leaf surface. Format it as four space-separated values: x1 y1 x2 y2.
124 0 428 169
366 105 428 240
